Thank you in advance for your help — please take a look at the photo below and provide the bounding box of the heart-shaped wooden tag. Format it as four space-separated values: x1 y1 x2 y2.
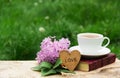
59 50 81 71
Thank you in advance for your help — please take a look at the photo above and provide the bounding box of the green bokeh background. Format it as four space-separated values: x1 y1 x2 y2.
0 0 120 60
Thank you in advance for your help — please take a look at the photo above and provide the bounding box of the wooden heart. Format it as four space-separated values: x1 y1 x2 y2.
59 50 81 71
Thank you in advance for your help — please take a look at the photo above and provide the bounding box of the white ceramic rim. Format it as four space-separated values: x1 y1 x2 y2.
77 33 103 39
69 46 110 56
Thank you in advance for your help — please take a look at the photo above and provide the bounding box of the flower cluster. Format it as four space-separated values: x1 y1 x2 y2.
36 37 70 64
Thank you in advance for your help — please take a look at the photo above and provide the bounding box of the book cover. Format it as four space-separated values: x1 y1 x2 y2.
76 53 116 71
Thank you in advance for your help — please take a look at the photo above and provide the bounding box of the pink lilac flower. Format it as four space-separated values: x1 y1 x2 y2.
36 37 70 64
40 37 52 49
59 38 70 50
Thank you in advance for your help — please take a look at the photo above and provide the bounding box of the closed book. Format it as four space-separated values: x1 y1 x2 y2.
76 53 116 71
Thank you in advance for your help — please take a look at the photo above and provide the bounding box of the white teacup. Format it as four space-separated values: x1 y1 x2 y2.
77 33 110 53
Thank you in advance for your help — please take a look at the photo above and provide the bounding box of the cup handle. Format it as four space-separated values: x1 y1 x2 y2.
103 37 110 47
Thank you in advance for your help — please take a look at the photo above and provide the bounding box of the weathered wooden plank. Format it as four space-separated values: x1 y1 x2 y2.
0 59 120 78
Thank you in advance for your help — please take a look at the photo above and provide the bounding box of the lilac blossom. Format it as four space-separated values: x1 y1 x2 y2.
36 37 70 64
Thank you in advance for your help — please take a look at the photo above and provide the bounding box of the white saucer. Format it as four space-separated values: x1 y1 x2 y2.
69 46 110 57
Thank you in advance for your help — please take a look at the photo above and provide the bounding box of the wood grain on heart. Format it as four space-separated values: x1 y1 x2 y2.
59 50 81 71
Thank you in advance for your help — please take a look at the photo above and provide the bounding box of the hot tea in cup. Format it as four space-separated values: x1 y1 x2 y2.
77 33 110 54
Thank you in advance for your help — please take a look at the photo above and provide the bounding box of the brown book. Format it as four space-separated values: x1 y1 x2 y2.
76 53 116 71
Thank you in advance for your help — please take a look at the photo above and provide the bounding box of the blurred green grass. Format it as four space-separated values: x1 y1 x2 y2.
0 0 120 60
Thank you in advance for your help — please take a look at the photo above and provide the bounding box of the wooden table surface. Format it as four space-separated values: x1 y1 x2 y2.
0 59 120 78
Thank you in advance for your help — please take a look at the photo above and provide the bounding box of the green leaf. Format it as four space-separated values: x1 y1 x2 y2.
41 69 57 76
53 58 62 69
56 69 75 74
31 65 41 71
31 62 53 71
39 62 53 69
41 68 49 73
